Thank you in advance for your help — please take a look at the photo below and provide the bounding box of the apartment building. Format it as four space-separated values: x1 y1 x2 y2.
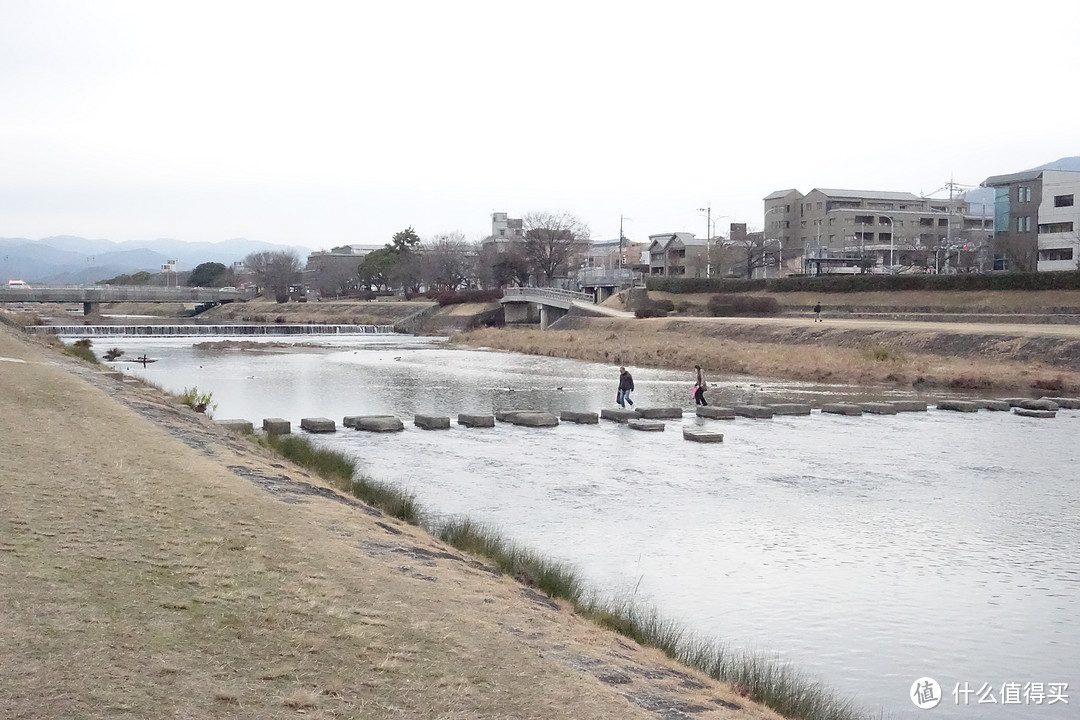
763 188 992 274
482 212 525 252
647 232 708 276
982 166 1080 272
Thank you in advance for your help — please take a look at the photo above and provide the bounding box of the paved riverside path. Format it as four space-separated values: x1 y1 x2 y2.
0 324 774 720
648 314 1080 339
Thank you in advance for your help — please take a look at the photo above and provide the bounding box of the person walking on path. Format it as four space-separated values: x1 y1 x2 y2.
617 366 635 408
813 302 822 322
693 365 709 406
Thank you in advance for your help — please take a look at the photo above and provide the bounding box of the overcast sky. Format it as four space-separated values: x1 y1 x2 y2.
2 0 1077 251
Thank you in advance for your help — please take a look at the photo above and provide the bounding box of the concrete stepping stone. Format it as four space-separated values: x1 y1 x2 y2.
1020 398 1060 411
888 400 928 412
301 417 336 433
628 419 665 431
216 419 253 434
975 400 1011 411
262 417 291 435
506 411 559 427
696 406 735 419
414 414 450 430
859 402 898 415
734 405 774 419
768 403 811 415
458 413 495 428
999 398 1029 407
635 407 683 419
560 410 598 424
353 415 405 432
821 403 863 416
601 408 639 423
683 427 723 443
495 410 543 422
937 400 980 413
1044 397 1080 409
1014 408 1057 418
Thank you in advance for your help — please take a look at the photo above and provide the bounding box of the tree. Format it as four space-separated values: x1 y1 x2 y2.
357 248 397 291
188 262 228 287
390 226 421 253
424 233 473 290
522 211 590 284
244 251 301 303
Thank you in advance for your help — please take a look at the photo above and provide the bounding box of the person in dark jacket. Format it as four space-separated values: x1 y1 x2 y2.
813 301 822 322
693 364 708 406
617 366 635 407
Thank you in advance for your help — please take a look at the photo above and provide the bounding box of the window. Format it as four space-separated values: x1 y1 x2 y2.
1017 216 1032 232
1055 194 1075 207
1039 248 1075 261
920 218 934 226
817 202 823 209
1039 221 1075 234
854 215 874 224
938 218 948 227
1019 186 1031 202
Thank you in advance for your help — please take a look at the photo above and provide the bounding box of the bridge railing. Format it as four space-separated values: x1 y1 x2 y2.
502 286 594 304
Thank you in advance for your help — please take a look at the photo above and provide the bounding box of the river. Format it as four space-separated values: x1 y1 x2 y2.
79 332 1079 718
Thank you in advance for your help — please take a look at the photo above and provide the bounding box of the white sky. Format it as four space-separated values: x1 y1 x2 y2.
2 0 1078 250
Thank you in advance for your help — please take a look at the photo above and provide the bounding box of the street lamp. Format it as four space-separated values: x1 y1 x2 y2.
763 206 786 278
879 215 895 274
697 205 712 279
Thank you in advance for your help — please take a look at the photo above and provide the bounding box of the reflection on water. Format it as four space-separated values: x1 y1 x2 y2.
94 333 1080 718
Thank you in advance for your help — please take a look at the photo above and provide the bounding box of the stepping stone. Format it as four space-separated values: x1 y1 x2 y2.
888 400 928 412
683 427 723 443
999 398 1029 407
495 410 543 422
414 414 450 430
734 405 774 419
635 407 683 419
301 417 336 433
768 403 811 415
821 403 863 416
353 415 405 432
506 411 559 427
342 416 359 428
601 408 639 423
560 410 599 424
1014 408 1057 418
262 417 291 435
696 406 735 419
937 400 980 413
1044 397 1080 409
458 413 495 428
628 419 665 431
1020 398 1060 411
974 400 1011 411
216 419 253 434
859 402 898 415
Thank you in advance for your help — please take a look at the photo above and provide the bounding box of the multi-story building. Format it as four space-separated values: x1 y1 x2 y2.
982 164 1080 272
763 188 992 274
483 212 525 252
647 232 708 277
304 244 382 294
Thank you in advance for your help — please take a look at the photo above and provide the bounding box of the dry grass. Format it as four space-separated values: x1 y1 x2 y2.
458 320 1080 393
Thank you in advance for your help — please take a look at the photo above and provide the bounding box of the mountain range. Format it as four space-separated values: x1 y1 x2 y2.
0 236 313 284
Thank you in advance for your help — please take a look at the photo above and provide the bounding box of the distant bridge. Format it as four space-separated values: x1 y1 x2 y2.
500 287 633 328
0 285 248 315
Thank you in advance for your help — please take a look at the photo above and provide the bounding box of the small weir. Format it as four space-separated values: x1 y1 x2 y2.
32 324 398 337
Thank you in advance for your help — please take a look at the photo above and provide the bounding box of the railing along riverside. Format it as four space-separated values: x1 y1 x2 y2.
502 286 594 304
28 324 397 337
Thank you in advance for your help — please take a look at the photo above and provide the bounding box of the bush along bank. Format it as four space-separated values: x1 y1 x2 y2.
259 433 876 720
649 269 1080 295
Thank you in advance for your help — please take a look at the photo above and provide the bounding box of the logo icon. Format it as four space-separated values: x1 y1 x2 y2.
911 677 942 709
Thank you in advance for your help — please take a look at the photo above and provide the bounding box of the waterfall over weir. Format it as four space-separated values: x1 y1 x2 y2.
32 324 398 337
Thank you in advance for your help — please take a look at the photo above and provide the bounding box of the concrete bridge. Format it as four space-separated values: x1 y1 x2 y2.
0 285 248 315
500 287 633 329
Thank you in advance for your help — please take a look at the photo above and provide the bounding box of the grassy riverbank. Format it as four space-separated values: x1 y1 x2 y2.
457 316 1080 394
1 318 796 720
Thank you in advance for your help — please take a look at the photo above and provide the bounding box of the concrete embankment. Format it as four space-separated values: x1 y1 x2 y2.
0 322 776 720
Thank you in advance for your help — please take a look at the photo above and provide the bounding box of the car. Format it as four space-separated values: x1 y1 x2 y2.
219 286 237 292
7 279 30 288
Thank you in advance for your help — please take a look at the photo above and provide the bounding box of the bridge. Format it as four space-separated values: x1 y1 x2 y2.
0 285 248 315
500 287 633 328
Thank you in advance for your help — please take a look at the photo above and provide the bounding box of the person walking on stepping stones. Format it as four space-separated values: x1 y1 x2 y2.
617 366 635 407
693 365 709 406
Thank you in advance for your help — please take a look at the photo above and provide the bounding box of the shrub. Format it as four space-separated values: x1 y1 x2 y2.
62 338 99 364
103 348 125 361
653 298 675 313
435 289 504 306
177 387 216 416
634 302 664 318
707 294 780 316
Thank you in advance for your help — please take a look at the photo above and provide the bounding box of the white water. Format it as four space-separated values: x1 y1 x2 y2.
85 333 1080 719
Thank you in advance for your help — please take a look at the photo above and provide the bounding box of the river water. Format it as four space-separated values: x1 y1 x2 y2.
81 333 1079 718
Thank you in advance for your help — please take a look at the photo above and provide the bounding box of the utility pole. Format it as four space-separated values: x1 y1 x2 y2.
697 205 711 279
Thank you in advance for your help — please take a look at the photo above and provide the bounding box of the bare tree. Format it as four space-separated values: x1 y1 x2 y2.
522 211 590 284
244 250 301 303
424 233 474 291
